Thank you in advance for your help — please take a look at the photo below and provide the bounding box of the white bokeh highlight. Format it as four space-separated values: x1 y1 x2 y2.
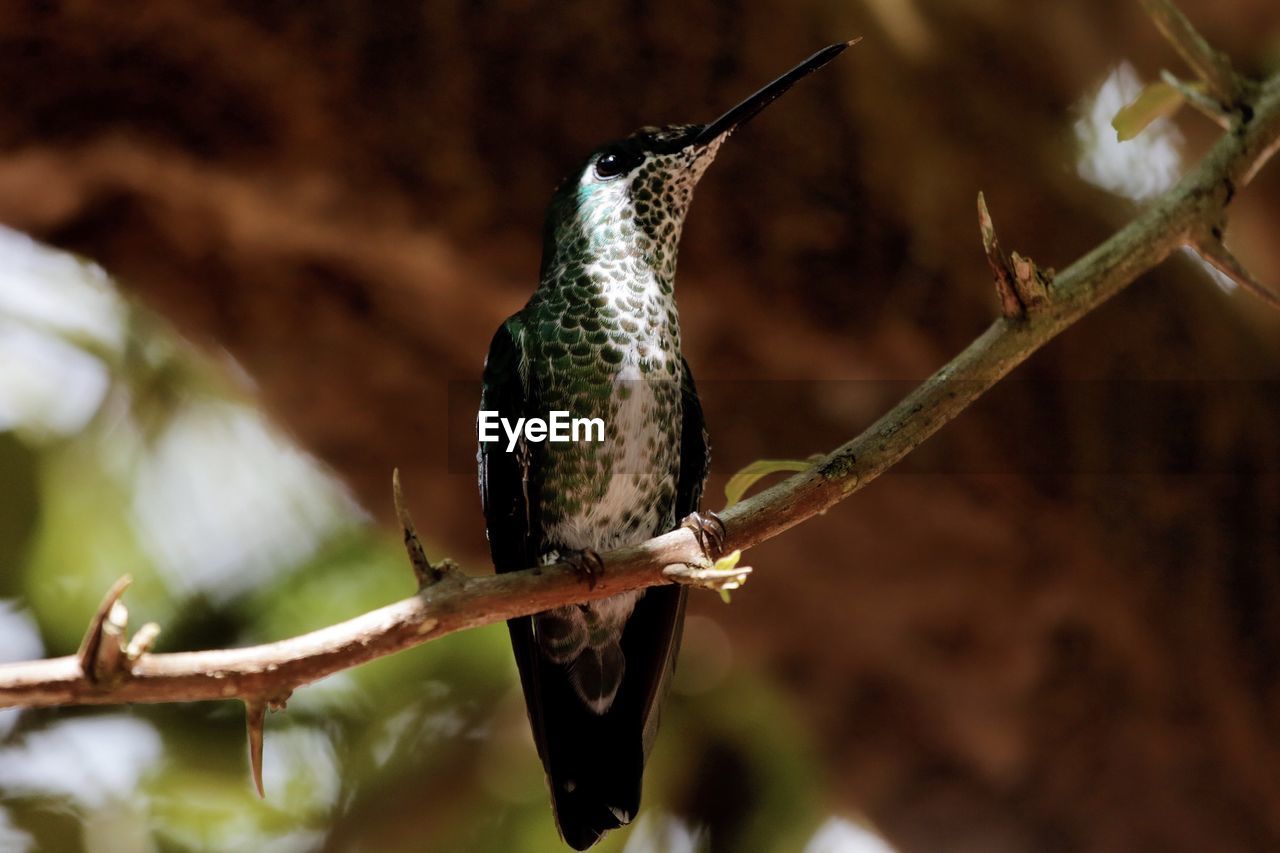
622 813 706 853
0 226 125 352
0 716 163 809
0 810 34 853
0 601 44 738
0 225 122 438
1075 63 1184 202
131 399 364 603
806 817 898 853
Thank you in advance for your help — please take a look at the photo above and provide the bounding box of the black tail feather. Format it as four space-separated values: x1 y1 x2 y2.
550 735 642 850
507 586 686 849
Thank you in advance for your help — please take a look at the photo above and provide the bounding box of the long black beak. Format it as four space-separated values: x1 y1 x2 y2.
692 38 860 146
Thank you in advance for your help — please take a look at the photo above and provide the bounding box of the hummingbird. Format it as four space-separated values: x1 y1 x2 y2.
478 40 856 849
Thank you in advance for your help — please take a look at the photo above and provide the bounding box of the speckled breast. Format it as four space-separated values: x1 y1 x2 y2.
524 298 684 556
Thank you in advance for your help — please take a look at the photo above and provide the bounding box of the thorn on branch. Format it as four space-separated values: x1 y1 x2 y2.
1159 70 1231 128
77 575 133 684
978 192 1021 318
978 193 1050 319
126 622 161 662
245 699 267 798
1140 0 1241 110
1192 237 1280 309
1011 251 1052 312
393 468 461 589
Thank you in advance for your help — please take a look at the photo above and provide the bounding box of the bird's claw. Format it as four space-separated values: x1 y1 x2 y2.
565 549 605 590
681 510 726 561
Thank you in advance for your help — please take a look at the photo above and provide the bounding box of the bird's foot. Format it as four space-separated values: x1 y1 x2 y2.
681 510 726 562
564 549 605 590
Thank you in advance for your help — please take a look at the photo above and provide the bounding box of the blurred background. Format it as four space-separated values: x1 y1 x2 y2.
1 1 1280 851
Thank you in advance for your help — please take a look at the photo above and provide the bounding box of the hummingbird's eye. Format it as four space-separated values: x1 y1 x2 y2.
594 149 640 180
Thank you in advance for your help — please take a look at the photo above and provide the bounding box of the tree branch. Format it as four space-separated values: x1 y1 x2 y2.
1138 0 1242 108
2 60 1279 713
1159 70 1232 128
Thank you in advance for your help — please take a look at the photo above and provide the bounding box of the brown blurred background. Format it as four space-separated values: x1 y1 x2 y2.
2 1 1280 851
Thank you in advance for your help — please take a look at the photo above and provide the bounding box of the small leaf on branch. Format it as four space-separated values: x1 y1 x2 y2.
712 550 748 603
724 459 813 508
1112 80 1185 140
663 550 752 602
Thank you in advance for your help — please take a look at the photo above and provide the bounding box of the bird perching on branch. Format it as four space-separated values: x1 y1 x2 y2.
478 40 857 849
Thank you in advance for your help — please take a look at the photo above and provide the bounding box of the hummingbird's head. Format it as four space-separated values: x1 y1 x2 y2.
540 40 858 282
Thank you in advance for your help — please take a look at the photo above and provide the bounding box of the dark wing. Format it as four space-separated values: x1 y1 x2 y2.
478 319 555 818
481 319 617 847
629 357 705 754
479 318 540 574
674 357 710 522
